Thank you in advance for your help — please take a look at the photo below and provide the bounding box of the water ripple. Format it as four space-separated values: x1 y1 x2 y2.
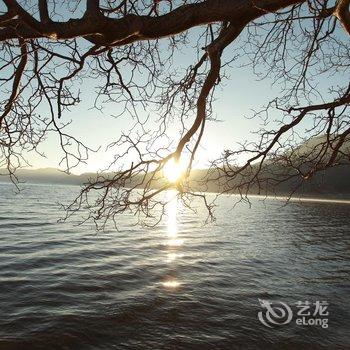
0 183 349 349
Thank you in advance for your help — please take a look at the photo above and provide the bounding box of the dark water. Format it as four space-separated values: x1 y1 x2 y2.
0 183 349 350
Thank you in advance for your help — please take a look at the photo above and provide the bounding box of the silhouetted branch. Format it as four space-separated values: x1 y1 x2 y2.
0 0 349 227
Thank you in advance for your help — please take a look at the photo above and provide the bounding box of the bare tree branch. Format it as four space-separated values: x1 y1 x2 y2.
0 0 349 227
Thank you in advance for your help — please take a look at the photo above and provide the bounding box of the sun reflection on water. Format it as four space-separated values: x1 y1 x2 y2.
162 280 181 289
165 191 184 248
166 252 183 263
166 192 178 237
166 191 184 247
166 238 184 247
162 191 184 290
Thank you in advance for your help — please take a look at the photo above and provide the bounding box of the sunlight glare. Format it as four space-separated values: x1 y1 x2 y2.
163 158 185 183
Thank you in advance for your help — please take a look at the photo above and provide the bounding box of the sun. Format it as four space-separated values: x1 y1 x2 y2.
163 158 186 183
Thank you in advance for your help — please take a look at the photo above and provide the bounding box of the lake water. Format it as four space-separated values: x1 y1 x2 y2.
0 183 349 349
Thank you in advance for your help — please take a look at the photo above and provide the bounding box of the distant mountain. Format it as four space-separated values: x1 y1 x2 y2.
0 168 91 185
1 135 349 200
186 135 350 199
186 165 350 199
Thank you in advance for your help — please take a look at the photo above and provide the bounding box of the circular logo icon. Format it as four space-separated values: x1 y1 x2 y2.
258 298 293 328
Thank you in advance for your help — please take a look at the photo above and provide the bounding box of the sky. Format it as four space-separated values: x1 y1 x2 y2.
23 34 275 174
26 58 279 174
2 1 348 175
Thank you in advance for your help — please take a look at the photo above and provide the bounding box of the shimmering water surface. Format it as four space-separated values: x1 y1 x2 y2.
0 183 349 350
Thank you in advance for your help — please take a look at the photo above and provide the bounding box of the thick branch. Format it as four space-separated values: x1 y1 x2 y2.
335 0 350 35
176 24 245 157
0 0 304 44
86 0 101 17
38 0 50 23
